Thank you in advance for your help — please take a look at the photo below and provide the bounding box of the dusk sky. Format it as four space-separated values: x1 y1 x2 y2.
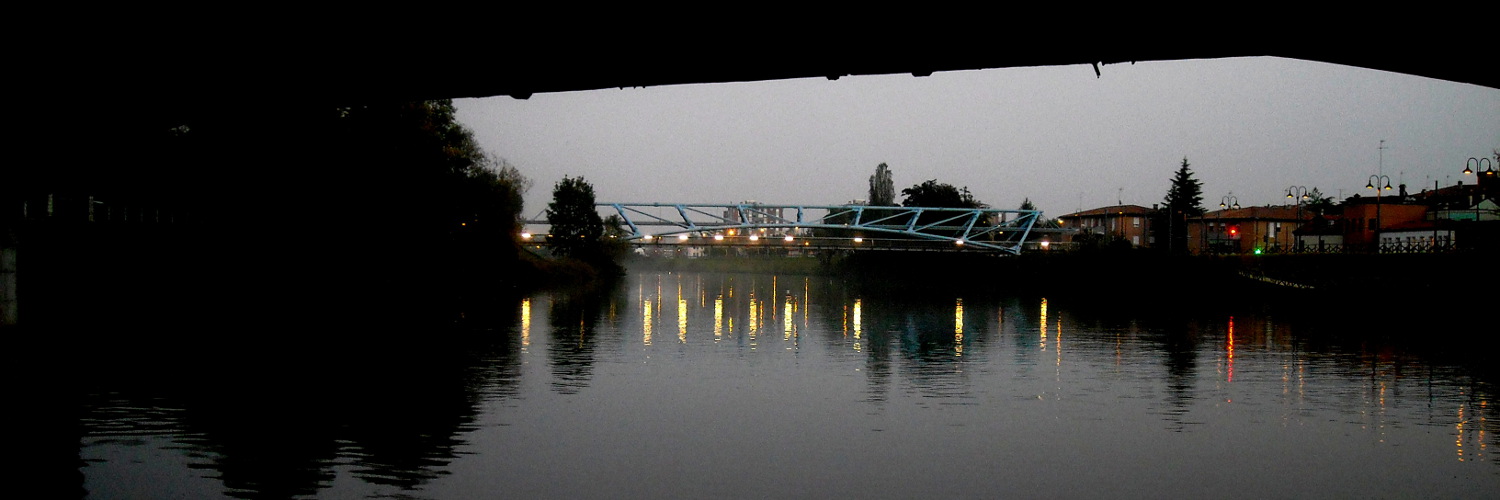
455 56 1499 223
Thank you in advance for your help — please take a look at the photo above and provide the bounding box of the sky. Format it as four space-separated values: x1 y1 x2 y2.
454 56 1499 223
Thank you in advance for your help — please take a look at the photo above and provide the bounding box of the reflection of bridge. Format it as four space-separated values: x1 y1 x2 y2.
530 203 1056 255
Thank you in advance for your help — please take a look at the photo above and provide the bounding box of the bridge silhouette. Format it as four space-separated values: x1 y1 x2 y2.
526 203 1058 255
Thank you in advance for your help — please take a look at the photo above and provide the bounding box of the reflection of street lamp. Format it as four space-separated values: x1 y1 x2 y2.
1463 157 1494 176
1366 174 1392 246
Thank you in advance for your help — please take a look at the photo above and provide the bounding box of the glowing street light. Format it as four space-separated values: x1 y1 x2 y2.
1366 174 1393 245
1286 186 1310 250
784 235 795 242
1286 185 1309 202
677 234 690 241
520 232 532 240
1219 193 1240 210
1463 157 1494 176
713 234 724 241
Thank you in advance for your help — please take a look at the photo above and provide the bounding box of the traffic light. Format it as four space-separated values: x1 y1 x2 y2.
1228 225 1241 239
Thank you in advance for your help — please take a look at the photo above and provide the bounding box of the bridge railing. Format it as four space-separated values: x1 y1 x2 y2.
591 203 1044 255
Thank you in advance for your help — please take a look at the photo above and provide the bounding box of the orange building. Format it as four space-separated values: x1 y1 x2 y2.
1190 205 1312 254
1337 195 1428 248
1056 205 1154 248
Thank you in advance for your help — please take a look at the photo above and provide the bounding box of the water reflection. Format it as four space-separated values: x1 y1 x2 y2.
69 271 1500 498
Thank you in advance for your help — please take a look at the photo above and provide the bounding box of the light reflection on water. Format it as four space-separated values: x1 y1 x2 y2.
72 270 1500 499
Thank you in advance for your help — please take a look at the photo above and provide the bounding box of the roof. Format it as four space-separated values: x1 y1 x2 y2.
1058 205 1154 218
1200 205 1312 221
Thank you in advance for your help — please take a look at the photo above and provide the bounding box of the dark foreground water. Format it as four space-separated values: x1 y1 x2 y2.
61 270 1499 499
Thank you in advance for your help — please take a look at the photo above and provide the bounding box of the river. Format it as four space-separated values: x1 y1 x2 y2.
63 270 1499 499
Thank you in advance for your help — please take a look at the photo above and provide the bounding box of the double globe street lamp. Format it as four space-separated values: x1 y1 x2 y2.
1286 186 1309 251
1366 174 1392 248
1463 157 1494 177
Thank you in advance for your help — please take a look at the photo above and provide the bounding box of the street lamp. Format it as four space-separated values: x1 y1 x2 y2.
1463 157 1494 176
1285 185 1309 202
1366 174 1392 249
1286 186 1309 251
1214 193 1239 254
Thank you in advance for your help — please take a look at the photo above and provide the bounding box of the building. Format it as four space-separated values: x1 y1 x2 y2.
1292 213 1345 252
1056 205 1154 248
1189 205 1312 254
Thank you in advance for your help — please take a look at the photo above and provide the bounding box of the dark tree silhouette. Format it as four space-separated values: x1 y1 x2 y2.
1155 157 1204 254
1162 157 1205 217
546 176 605 260
901 179 985 209
869 163 895 206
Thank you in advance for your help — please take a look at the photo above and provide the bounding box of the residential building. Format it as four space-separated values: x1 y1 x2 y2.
1056 205 1153 248
1189 205 1312 254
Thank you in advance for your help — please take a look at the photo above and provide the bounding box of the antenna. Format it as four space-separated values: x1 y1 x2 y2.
1378 139 1387 176
1117 187 1123 205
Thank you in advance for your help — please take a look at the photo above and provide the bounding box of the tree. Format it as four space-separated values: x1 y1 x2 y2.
1156 157 1204 254
901 179 985 209
1162 157 1205 217
1018 198 1037 211
1305 187 1336 215
546 176 605 260
899 179 990 238
868 163 895 206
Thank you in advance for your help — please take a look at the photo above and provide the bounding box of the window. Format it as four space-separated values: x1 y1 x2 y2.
1133 217 1141 227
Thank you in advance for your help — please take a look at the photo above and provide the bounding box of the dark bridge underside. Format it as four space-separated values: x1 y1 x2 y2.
20 18 1496 122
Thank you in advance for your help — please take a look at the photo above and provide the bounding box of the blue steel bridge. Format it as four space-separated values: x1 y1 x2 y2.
526 203 1057 255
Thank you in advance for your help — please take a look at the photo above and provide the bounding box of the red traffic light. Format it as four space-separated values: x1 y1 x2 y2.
1228 225 1240 238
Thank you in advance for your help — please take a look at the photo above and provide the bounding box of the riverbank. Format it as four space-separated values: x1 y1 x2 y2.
623 250 1494 317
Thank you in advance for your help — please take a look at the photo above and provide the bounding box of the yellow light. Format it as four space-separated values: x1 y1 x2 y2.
1040 240 1050 249
714 234 724 241
955 240 965 245
678 234 689 241
642 234 653 241
520 232 532 239
520 298 531 350
749 235 759 241
784 235 794 242
853 237 863 243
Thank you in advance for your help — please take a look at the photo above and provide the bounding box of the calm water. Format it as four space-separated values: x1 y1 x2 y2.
68 270 1499 499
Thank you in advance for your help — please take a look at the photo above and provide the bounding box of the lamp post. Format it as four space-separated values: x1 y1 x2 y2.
1215 193 1239 253
1463 157 1494 177
1366 174 1392 249
1286 186 1308 251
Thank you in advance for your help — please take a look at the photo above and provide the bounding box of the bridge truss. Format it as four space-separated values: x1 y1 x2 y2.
600 203 1044 255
